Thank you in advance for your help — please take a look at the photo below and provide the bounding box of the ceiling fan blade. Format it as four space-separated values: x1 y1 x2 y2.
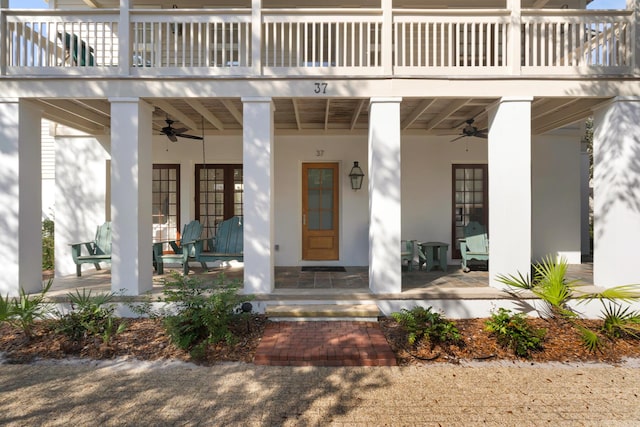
450 135 466 142
173 127 188 134
476 132 488 139
168 134 178 142
176 133 204 140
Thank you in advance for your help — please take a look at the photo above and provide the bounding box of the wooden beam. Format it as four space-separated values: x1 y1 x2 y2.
185 99 224 131
350 99 366 131
221 99 243 125
324 99 331 131
82 0 101 8
74 99 111 116
532 0 551 8
292 99 302 130
153 99 200 131
38 99 110 127
42 109 103 134
424 99 470 131
401 98 436 130
532 98 581 120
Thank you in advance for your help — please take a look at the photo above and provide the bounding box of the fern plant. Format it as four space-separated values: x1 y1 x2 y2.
391 306 461 347
161 272 253 359
485 308 546 358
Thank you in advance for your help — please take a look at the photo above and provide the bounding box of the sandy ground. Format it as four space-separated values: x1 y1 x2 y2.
1 357 639 426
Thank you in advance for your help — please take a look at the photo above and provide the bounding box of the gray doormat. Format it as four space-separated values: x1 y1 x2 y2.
301 266 347 272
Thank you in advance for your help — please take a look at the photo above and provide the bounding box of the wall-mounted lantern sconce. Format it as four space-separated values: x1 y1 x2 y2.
348 161 365 190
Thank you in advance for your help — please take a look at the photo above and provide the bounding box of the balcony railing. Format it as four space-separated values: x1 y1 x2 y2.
1 8 635 77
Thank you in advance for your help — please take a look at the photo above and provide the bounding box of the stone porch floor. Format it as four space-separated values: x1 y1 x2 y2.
43 263 594 300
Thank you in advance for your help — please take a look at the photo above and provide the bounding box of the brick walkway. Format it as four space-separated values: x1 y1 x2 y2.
254 321 397 367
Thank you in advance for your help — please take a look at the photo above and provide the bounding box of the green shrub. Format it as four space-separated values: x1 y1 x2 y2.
484 308 546 358
391 306 461 347
56 289 126 344
42 218 55 271
160 273 252 358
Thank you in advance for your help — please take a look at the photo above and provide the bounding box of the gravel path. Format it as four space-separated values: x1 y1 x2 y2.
1 358 639 426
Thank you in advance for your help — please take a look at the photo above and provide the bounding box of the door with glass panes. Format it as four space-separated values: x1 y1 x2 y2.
452 164 488 259
152 164 180 245
302 163 339 260
195 164 243 248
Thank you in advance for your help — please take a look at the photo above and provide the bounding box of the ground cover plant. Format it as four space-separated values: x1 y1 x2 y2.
1 262 640 365
484 308 546 358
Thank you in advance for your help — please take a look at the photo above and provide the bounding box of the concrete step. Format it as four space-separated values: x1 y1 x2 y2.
265 303 380 321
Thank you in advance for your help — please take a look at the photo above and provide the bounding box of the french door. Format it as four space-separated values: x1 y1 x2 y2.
152 164 180 243
195 164 243 244
452 164 488 259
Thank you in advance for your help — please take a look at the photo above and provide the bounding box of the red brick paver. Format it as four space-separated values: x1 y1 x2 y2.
254 321 397 367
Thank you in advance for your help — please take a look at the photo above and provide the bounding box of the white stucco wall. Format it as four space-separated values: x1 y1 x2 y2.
151 132 490 267
532 131 582 264
55 135 111 277
55 127 586 274
402 135 488 263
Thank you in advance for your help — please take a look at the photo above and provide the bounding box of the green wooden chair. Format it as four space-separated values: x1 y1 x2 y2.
194 216 244 269
70 222 112 277
459 221 489 273
153 220 203 275
58 32 95 66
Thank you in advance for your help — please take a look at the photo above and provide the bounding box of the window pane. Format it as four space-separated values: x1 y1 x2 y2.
321 211 333 229
321 191 333 209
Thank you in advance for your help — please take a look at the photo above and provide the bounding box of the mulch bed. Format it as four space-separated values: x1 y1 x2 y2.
1 316 639 366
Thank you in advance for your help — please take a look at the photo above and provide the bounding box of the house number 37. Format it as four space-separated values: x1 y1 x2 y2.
314 82 328 94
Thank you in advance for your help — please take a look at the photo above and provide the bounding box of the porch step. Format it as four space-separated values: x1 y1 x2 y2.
265 303 380 321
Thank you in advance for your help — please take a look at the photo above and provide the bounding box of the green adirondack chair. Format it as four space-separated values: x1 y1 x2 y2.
58 32 95 66
195 216 244 269
459 221 489 273
153 220 203 275
70 222 112 277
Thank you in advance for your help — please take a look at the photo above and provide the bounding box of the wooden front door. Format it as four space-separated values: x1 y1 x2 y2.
302 163 339 260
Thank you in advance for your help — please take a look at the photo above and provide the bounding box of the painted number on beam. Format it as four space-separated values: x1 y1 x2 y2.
314 82 328 94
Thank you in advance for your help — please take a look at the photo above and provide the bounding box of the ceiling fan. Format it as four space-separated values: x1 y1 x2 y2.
450 118 488 142
160 118 204 142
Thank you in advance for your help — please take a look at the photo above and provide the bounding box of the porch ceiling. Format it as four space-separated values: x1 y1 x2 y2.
33 96 611 138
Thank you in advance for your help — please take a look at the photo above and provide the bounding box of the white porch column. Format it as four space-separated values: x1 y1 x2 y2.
368 97 402 294
109 98 153 295
242 97 274 294
593 97 640 287
0 99 42 295
488 97 532 288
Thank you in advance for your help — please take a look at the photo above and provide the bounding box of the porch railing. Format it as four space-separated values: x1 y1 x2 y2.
1 7 635 77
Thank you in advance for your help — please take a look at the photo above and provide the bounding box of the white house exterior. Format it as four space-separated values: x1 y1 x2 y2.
0 0 639 298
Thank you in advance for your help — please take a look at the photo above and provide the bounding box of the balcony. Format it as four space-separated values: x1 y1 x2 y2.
1 7 635 78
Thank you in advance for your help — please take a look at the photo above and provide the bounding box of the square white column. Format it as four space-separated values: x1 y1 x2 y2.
109 98 153 295
0 99 42 295
368 97 402 294
488 97 533 288
242 97 274 294
532 133 582 264
593 97 640 287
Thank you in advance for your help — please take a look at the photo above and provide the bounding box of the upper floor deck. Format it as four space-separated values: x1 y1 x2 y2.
1 3 637 79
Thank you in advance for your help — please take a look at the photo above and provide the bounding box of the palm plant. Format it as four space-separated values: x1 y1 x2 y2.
496 255 640 351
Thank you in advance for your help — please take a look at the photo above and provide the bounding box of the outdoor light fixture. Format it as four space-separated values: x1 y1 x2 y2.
348 161 365 190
